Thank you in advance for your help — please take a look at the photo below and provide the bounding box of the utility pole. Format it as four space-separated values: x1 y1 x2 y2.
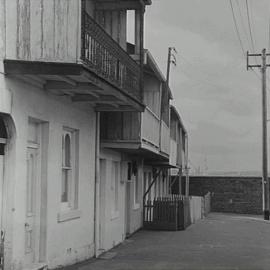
247 48 270 220
166 47 177 85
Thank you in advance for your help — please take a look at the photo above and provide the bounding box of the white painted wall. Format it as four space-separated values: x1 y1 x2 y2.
170 139 177 167
1 75 96 269
99 149 126 252
126 161 144 235
98 150 145 252
190 196 202 224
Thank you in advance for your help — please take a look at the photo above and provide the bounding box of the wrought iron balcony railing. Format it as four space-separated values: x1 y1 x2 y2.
81 10 141 101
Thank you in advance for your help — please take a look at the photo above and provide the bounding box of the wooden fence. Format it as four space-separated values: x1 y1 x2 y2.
143 195 191 231
202 192 211 217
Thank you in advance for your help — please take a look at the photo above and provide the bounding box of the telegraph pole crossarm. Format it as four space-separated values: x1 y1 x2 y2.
247 48 270 220
166 47 177 85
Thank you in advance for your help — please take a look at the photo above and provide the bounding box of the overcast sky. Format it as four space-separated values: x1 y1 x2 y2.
141 0 270 174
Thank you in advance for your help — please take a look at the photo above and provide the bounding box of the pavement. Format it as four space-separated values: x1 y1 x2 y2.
62 213 270 270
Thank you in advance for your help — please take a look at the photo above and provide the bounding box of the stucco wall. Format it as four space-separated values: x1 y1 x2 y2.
99 149 126 252
126 161 144 236
3 76 96 269
99 150 144 252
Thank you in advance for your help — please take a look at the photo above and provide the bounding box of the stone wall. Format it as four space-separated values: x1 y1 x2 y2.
188 176 262 215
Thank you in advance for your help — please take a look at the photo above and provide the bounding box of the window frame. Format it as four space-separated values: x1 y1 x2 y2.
111 161 120 219
133 173 140 209
58 127 80 222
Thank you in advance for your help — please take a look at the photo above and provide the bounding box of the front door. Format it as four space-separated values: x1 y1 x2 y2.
125 162 132 236
25 145 41 264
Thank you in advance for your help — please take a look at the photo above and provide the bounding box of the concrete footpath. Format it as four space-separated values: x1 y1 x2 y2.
62 213 270 270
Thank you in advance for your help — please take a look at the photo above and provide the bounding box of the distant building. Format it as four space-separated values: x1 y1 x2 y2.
169 106 189 195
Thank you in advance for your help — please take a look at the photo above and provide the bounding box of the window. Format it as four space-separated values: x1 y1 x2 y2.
127 162 132 181
61 128 79 211
134 174 139 206
127 10 135 44
111 161 119 215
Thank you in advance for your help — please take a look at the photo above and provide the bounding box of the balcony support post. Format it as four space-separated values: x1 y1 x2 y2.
135 7 145 100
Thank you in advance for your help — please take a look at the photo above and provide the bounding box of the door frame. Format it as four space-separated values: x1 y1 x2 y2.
98 158 106 253
25 119 48 266
25 142 41 264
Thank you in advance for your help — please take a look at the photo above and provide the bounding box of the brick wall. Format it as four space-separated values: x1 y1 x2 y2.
188 176 262 215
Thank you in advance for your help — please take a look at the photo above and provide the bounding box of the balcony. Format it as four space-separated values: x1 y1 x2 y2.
160 121 170 156
3 1 144 111
170 139 178 167
81 10 141 102
141 108 160 149
100 110 170 160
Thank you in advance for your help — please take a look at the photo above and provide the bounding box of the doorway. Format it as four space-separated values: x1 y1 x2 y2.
25 119 48 266
99 159 106 253
125 162 132 236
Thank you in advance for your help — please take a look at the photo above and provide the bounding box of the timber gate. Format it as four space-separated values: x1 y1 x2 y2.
143 195 191 231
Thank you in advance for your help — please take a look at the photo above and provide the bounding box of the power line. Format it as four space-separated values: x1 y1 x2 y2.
235 0 251 48
229 0 270 91
229 0 246 57
245 0 257 55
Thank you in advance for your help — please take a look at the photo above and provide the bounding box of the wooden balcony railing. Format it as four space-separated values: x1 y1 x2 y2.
160 121 170 155
170 139 178 166
141 108 160 148
81 10 141 101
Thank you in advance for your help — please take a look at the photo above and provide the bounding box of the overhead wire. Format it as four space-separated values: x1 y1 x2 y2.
229 0 246 57
177 1 267 94
245 0 257 55
229 0 270 92
235 0 252 49
245 0 268 80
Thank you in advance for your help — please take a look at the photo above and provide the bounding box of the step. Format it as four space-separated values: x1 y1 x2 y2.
22 262 48 270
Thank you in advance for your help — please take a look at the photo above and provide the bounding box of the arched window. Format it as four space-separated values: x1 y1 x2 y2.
0 117 7 156
64 134 71 167
61 128 79 212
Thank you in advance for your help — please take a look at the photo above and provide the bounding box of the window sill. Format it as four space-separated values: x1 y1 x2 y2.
57 209 82 223
111 211 120 221
133 203 140 210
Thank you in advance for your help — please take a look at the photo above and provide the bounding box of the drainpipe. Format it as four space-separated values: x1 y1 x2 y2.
94 112 100 257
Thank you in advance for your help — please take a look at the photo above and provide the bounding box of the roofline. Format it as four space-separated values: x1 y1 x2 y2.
143 0 152 4
144 49 166 81
144 49 173 99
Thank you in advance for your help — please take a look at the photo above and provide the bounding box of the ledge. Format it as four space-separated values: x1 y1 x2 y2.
111 211 120 221
57 209 82 223
133 203 140 210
